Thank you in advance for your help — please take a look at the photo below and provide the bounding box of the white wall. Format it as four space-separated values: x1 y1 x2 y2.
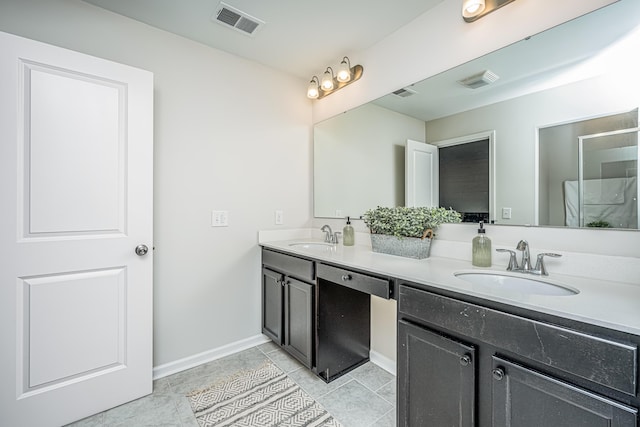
0 0 313 367
314 103 425 218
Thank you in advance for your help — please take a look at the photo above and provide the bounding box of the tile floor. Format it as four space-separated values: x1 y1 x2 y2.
67 342 397 427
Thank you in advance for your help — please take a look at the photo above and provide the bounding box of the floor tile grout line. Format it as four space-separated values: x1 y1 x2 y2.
367 407 396 427
356 375 395 397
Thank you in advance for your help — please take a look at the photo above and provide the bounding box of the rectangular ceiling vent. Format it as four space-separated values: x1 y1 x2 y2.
213 2 264 36
457 70 500 89
392 87 418 98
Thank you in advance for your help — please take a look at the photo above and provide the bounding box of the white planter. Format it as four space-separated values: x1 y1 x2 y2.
370 234 432 259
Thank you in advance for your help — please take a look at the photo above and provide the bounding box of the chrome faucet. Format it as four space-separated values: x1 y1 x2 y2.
497 241 562 276
516 240 532 272
320 225 340 244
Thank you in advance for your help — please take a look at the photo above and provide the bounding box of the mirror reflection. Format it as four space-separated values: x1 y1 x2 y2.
313 1 640 229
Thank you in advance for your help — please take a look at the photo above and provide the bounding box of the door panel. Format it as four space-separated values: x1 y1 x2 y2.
262 268 284 344
27 63 125 235
23 268 125 389
492 357 638 427
284 278 313 367
0 31 153 426
398 320 476 427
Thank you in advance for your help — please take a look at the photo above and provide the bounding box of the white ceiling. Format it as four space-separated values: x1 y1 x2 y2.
81 0 444 80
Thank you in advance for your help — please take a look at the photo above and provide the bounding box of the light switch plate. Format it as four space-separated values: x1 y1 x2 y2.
275 210 283 225
211 210 228 227
502 207 512 219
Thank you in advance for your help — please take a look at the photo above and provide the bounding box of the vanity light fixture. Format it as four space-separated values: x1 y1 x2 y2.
462 0 516 22
307 56 364 99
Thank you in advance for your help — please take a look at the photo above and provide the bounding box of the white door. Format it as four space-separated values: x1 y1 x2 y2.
405 139 439 207
0 32 154 426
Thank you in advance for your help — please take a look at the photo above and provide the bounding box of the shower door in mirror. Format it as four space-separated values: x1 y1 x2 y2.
570 128 639 229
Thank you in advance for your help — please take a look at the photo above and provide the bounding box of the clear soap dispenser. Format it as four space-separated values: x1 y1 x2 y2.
472 221 491 267
343 216 355 246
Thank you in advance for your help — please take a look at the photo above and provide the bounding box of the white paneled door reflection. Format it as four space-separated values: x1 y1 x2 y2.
405 139 439 208
0 31 153 427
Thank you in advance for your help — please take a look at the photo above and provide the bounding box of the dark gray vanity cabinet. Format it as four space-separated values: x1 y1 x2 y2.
398 283 639 427
398 320 476 427
261 247 395 382
262 249 315 368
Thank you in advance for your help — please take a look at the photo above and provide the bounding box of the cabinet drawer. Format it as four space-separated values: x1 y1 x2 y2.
399 285 638 396
317 263 391 299
263 249 314 282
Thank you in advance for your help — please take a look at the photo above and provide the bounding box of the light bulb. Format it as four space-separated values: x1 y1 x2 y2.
321 69 334 91
307 79 319 99
337 59 351 83
462 0 485 18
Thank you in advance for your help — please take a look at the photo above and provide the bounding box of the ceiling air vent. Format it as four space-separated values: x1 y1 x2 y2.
457 70 500 89
392 87 418 98
213 2 264 36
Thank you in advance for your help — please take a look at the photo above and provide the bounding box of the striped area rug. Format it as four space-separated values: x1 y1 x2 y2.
186 360 343 427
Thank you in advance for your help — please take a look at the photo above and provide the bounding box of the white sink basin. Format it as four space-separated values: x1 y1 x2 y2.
454 271 579 296
288 242 336 252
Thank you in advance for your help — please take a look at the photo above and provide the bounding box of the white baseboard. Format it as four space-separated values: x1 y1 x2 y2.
153 334 396 380
370 350 397 376
153 334 271 380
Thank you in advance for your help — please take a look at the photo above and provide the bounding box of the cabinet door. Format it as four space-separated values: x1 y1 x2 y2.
492 357 638 427
262 268 284 344
284 277 314 368
398 320 476 427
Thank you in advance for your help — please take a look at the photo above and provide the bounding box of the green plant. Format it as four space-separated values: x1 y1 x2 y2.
586 220 612 228
363 206 461 239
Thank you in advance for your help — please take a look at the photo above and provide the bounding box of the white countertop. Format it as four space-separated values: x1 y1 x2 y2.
261 239 640 336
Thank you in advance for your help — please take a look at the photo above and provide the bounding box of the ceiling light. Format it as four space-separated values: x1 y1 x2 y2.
463 0 516 23
307 56 364 100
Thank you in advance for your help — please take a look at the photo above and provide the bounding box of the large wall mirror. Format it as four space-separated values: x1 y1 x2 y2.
314 0 640 230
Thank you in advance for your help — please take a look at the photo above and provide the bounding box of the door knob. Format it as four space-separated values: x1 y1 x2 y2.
459 354 472 366
135 244 149 256
492 368 505 381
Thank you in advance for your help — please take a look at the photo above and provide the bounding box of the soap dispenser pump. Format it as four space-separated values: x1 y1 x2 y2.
343 216 355 246
472 221 491 267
